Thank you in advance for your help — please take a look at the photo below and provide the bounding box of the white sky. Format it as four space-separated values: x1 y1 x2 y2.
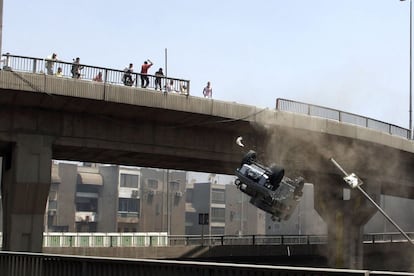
2 1 411 128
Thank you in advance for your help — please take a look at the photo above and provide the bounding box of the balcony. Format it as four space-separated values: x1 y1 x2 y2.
117 212 139 223
75 211 97 222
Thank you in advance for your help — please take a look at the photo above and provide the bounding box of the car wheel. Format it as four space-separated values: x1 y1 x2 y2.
269 164 284 187
241 150 257 165
235 179 241 187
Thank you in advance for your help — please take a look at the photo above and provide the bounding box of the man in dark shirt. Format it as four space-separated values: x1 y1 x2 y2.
154 68 164 91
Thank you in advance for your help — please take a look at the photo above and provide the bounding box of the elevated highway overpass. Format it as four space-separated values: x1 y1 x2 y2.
1 56 414 269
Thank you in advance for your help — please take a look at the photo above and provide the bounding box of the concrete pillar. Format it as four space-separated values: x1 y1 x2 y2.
1 134 53 252
312 173 379 269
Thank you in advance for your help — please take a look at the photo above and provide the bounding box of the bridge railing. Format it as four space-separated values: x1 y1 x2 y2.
42 232 168 247
1 53 190 95
363 232 414 244
276 98 410 139
27 232 411 248
3 251 408 276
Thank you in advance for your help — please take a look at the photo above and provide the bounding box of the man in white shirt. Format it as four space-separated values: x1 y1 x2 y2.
203 81 212 98
45 53 58 75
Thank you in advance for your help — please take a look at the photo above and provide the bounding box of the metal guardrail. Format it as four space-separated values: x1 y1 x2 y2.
363 232 414 244
167 234 328 246
42 232 168 247
1 53 191 95
1 251 413 276
29 232 412 248
4 54 407 139
276 98 410 139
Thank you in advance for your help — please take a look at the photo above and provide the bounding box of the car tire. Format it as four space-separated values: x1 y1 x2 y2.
235 178 241 187
269 164 284 187
241 150 257 165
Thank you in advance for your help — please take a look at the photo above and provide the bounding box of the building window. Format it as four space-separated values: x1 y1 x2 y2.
147 179 158 190
120 174 139 188
49 190 58 201
211 227 225 235
186 189 193 203
76 198 97 212
77 184 100 193
118 198 140 213
48 200 58 210
211 189 225 204
211 207 225 222
169 181 180 191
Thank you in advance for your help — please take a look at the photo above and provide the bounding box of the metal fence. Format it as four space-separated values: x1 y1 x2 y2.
276 98 410 139
1 53 190 95
42 232 168 248
23 232 410 248
363 232 414 244
1 250 414 276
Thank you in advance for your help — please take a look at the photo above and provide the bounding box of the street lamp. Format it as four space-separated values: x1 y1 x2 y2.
401 0 413 139
0 0 3 57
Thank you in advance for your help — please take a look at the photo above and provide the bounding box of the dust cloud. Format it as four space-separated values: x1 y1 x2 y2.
250 110 414 271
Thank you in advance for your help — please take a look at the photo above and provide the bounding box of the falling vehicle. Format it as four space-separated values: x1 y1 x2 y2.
234 148 305 222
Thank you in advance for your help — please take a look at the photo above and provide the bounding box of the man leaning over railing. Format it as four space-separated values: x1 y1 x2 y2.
45 53 58 75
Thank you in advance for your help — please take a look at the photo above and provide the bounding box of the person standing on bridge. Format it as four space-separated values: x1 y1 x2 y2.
45 53 58 75
140 59 153 88
71 57 84 79
122 63 134 86
202 81 212 98
154 68 164 91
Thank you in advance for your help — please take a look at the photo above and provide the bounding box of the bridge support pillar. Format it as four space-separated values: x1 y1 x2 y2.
1 134 53 252
313 173 379 269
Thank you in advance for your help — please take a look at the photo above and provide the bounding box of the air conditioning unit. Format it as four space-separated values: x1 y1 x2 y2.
48 210 56 216
175 191 183 197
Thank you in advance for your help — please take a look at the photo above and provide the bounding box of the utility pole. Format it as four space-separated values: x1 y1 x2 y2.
0 0 3 57
400 0 413 138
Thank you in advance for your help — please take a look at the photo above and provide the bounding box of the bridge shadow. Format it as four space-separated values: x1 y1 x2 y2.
174 243 414 272
176 245 210 258
175 244 328 268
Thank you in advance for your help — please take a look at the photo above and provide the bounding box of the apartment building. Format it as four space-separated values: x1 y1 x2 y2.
185 180 226 235
139 168 186 235
15 160 412 237
48 163 112 232
46 163 185 234
225 184 266 235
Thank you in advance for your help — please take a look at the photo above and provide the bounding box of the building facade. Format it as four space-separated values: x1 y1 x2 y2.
225 184 266 235
46 162 186 234
185 180 226 235
2 158 410 236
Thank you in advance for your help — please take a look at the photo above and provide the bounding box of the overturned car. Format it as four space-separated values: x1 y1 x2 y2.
234 150 305 222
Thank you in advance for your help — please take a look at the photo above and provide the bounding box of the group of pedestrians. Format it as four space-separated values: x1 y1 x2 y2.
45 53 85 79
121 59 155 88
44 52 213 98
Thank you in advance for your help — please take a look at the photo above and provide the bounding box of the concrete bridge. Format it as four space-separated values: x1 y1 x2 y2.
1 61 414 270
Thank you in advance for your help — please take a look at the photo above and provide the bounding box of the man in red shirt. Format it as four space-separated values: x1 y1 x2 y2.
140 59 153 88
